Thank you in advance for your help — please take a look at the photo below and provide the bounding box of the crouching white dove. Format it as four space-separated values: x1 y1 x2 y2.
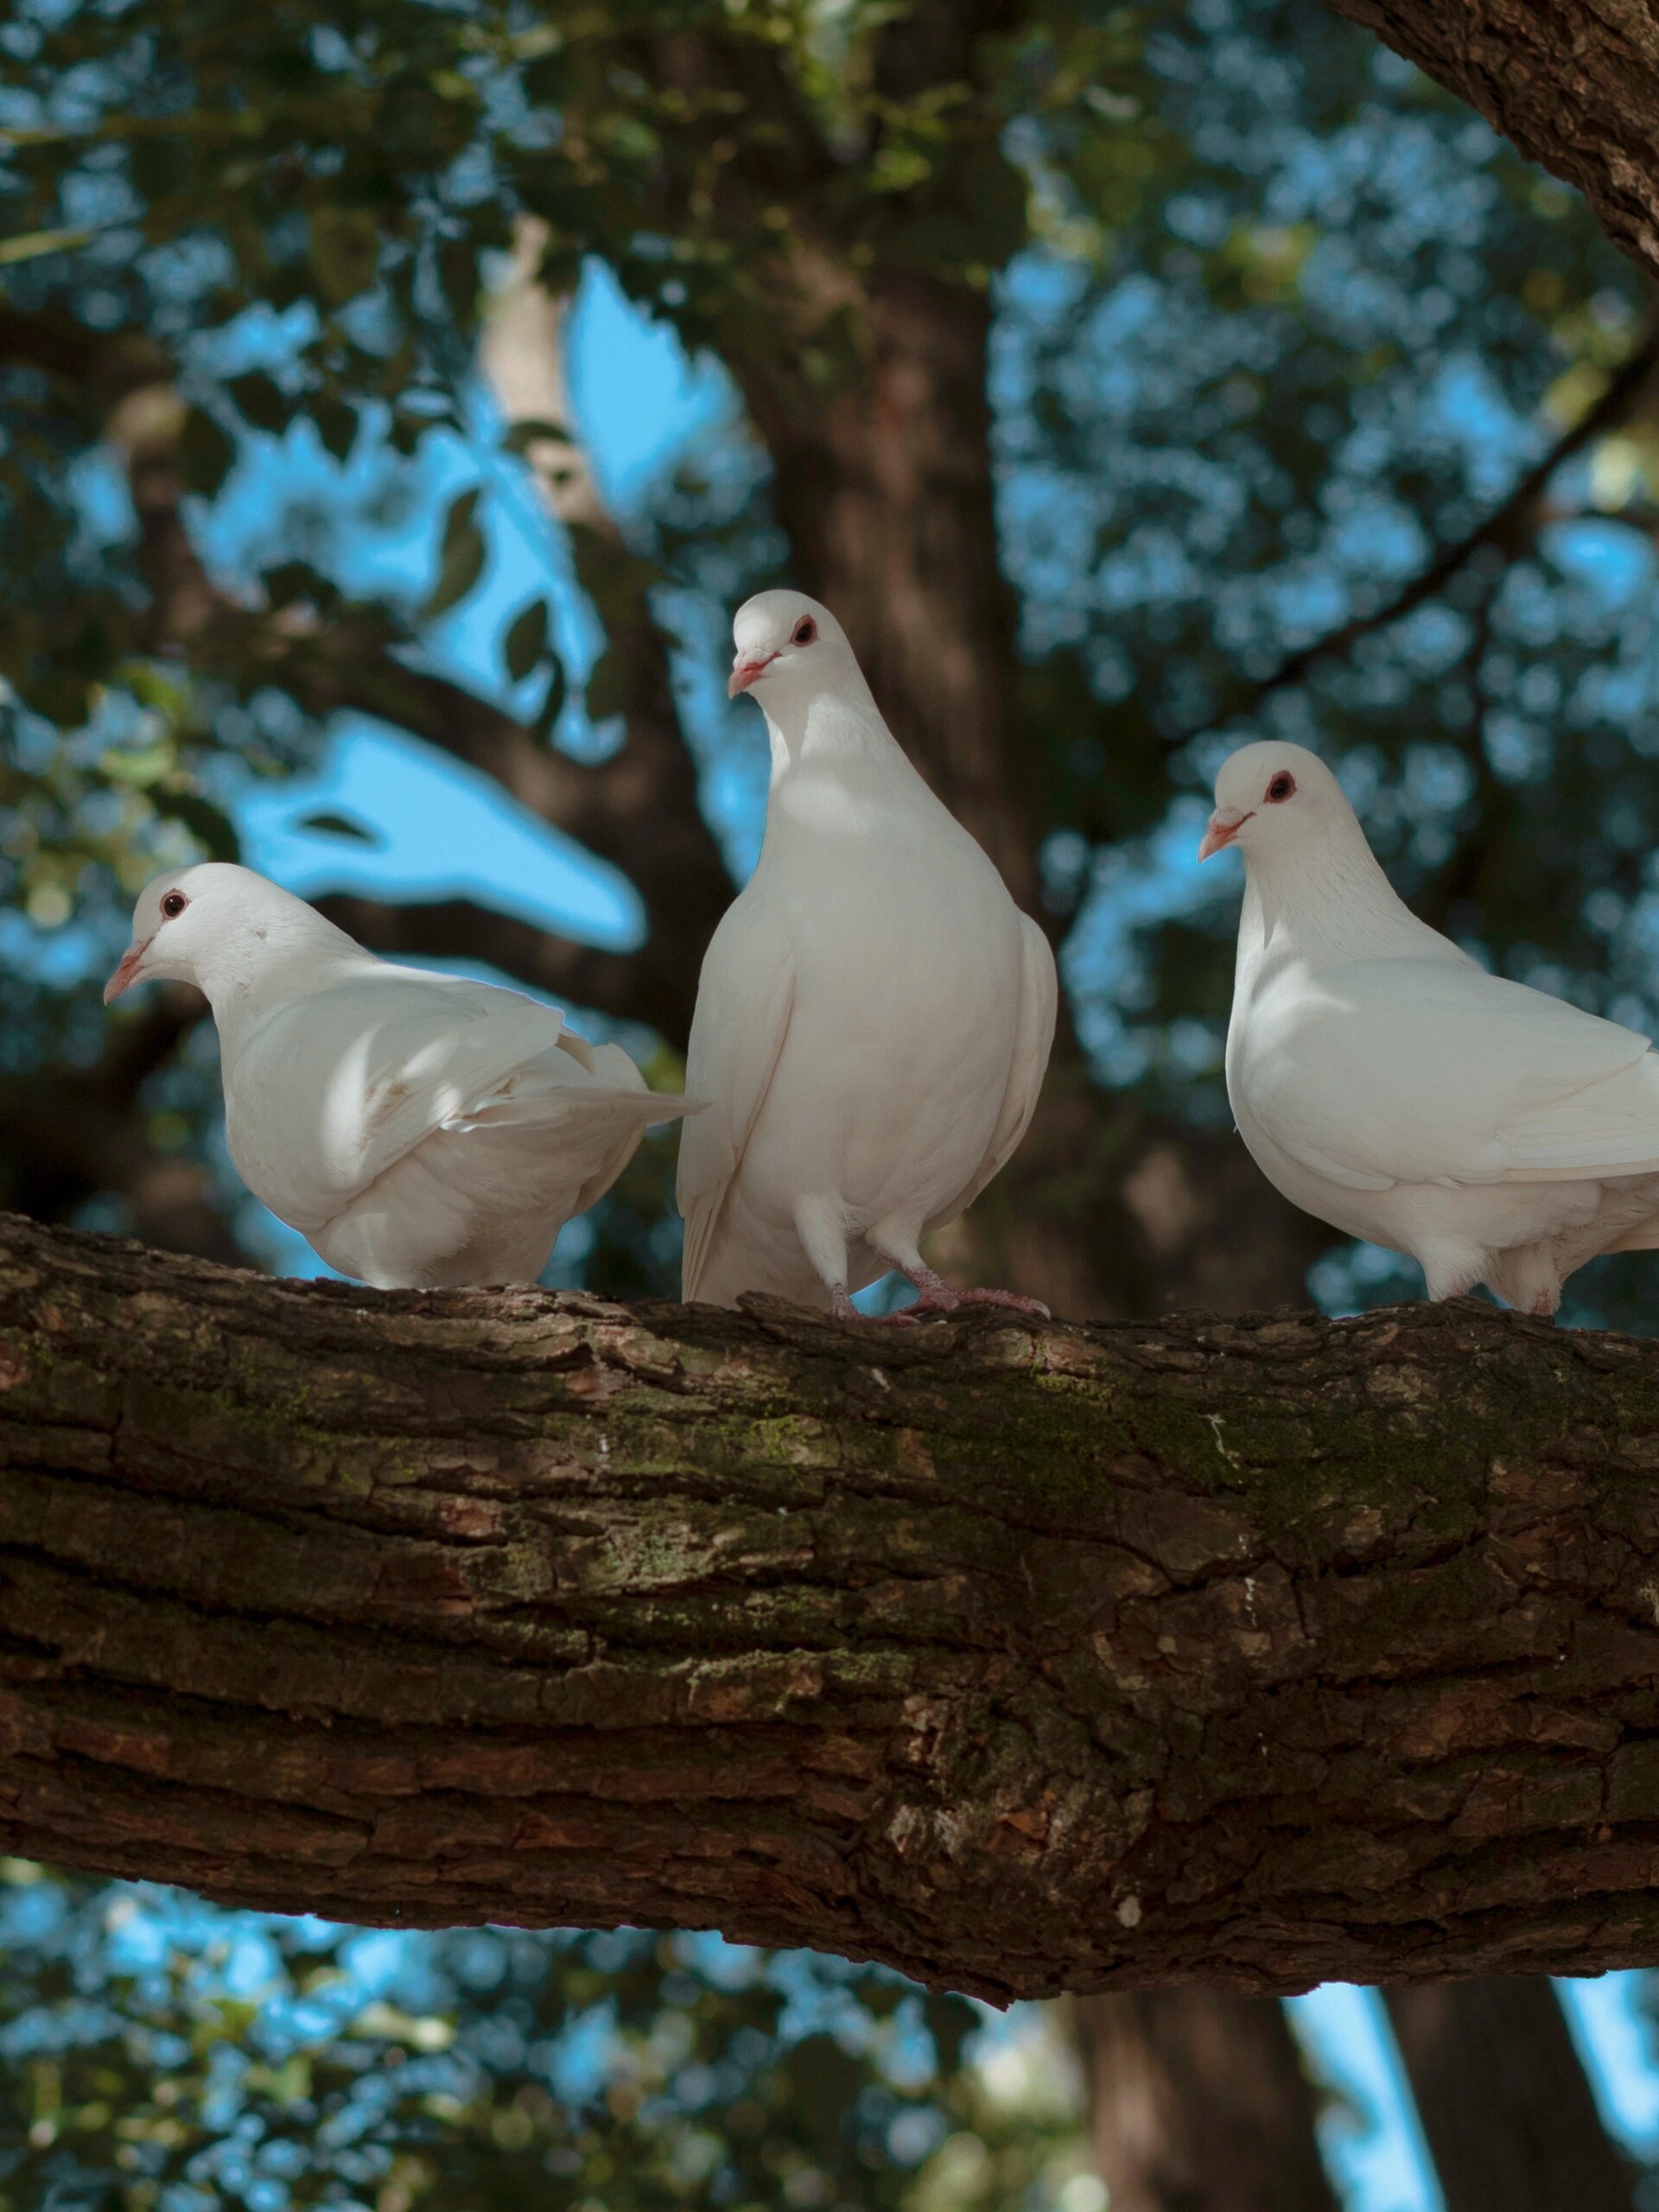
677 589 1058 1321
105 862 698 1289
1205 739 1659 1313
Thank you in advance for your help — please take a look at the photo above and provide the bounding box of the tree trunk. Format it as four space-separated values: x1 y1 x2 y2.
745 270 1038 912
1384 1980 1637 2212
0 988 240 1267
1074 1991 1338 2212
1321 0 1659 295
13 1215 1659 1995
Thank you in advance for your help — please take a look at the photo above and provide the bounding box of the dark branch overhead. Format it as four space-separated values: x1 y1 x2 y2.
1323 0 1659 294
7 1213 1659 1999
1205 321 1659 739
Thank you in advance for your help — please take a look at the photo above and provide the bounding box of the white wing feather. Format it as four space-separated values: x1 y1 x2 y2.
1243 957 1659 1191
229 969 685 1232
676 897 795 1302
949 914 1058 1218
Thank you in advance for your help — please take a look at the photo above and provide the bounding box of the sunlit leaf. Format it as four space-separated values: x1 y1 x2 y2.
423 486 486 620
503 598 550 683
150 789 240 863
296 810 379 844
0 224 95 266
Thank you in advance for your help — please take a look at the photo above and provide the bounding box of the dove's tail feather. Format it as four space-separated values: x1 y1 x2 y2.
686 1175 891 1312
448 1086 703 1135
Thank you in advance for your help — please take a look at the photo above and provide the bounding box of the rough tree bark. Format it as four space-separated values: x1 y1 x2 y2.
1383 1980 1638 2212
1072 1989 1338 2212
1322 0 1659 295
13 1214 1659 1997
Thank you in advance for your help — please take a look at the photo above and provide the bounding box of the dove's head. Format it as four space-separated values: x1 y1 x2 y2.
1199 741 1357 867
105 861 330 1004
728 590 864 707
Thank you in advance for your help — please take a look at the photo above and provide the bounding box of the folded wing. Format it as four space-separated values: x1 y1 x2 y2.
230 967 691 1234
676 897 795 1302
949 914 1058 1219
1243 957 1659 1192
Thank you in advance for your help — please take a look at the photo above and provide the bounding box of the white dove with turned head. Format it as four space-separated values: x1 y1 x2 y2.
106 861 698 1289
677 588 1058 1320
1205 739 1659 1313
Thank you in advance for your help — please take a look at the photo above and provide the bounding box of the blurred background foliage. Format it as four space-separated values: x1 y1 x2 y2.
7 0 1659 2201
0 1863 1095 2211
3 0 1658 1312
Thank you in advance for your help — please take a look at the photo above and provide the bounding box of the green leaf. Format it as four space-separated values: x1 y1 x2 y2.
227 372 288 435
435 238 480 327
258 562 340 617
308 207 380 307
583 645 632 724
152 788 240 863
315 398 358 463
296 810 379 844
502 417 571 454
177 409 236 497
503 598 550 683
423 487 486 620
0 224 95 267
533 653 569 742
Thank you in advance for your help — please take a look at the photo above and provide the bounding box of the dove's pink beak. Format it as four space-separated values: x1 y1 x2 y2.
1198 808 1250 861
728 651 779 698
103 938 151 1004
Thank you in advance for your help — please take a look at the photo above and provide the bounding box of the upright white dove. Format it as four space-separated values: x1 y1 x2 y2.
677 589 1058 1320
105 861 697 1289
1205 739 1659 1313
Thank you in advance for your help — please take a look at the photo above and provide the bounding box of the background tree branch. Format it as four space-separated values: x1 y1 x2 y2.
2 297 734 1050
0 989 239 1263
1210 319 1659 734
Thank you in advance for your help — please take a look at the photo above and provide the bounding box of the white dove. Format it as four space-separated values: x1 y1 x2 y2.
677 588 1058 1321
105 861 698 1289
1204 739 1659 1313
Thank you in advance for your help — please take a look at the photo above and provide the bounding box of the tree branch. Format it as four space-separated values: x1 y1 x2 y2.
308 892 682 1040
1321 0 1659 295
3 297 732 1046
1206 321 1659 735
10 1214 1659 1999
0 994 243 1265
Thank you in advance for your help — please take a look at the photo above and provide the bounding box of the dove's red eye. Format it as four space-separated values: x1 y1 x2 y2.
1265 772 1296 804
791 618 817 646
160 891 188 920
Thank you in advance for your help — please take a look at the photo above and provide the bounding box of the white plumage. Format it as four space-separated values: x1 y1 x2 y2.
105 862 697 1289
1205 739 1659 1313
677 589 1058 1319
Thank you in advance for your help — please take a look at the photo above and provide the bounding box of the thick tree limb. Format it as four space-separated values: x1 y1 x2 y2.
10 1216 1659 1999
1323 0 1659 292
